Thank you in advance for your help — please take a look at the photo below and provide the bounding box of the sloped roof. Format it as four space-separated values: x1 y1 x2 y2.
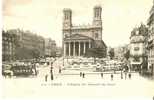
94 40 107 48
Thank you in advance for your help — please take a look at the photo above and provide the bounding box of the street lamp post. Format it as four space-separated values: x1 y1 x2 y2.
63 56 64 67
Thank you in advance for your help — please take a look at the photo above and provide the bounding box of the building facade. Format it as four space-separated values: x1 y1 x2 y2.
2 30 17 62
36 35 45 57
44 38 56 57
56 47 62 57
8 29 45 60
62 6 107 58
2 29 58 61
3 29 58 60
147 0 154 75
114 44 130 61
19 30 45 57
129 24 148 71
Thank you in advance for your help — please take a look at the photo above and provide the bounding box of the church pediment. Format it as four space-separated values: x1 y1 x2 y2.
65 34 93 40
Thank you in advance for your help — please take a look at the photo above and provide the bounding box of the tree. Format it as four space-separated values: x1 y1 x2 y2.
124 50 130 60
138 24 148 36
31 49 40 61
108 48 115 60
142 56 148 71
15 47 34 60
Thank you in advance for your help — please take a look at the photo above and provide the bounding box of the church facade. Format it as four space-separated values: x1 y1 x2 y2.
62 6 107 57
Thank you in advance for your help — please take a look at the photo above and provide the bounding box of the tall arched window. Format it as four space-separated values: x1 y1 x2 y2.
65 13 68 20
95 9 99 18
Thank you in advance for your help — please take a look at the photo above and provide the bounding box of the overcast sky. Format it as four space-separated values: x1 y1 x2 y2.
3 0 153 47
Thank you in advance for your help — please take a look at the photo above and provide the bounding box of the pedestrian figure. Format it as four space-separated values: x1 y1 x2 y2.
125 72 127 80
59 68 61 74
50 66 53 70
50 67 53 74
101 73 103 78
32 63 37 76
80 72 82 77
50 66 54 80
51 73 54 80
111 74 113 80
121 71 123 79
128 73 131 79
82 73 85 78
45 74 48 82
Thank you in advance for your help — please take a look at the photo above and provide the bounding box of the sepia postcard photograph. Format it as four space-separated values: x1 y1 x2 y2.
1 0 154 100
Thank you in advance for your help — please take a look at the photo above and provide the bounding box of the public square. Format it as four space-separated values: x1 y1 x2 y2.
2 58 154 99
2 0 154 99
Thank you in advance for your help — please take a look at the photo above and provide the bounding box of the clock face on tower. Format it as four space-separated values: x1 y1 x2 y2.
64 33 69 38
64 23 68 27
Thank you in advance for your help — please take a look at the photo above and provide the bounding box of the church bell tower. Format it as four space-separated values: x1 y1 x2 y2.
93 6 102 27
63 8 72 29
92 6 102 40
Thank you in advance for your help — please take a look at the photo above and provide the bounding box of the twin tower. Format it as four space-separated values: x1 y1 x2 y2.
63 6 102 28
62 6 103 41
62 6 106 57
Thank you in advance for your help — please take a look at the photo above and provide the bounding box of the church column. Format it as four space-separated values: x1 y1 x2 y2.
73 41 76 56
63 42 66 57
78 41 81 56
83 42 86 54
89 40 91 48
68 42 71 56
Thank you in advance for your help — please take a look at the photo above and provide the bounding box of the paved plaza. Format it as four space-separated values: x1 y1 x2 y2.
1 58 154 99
